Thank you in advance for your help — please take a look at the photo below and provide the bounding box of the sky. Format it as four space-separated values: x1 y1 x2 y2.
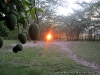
56 0 93 16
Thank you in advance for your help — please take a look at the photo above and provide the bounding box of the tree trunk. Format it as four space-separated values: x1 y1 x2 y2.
93 35 95 42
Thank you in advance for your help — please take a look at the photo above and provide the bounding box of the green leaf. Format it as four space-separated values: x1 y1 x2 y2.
22 0 26 8
26 9 30 17
18 17 27 28
26 9 30 14
12 11 19 16
31 8 35 20
27 0 33 3
26 1 32 6
36 8 44 13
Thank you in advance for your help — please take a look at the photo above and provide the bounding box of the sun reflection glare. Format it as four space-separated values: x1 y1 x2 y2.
47 34 52 40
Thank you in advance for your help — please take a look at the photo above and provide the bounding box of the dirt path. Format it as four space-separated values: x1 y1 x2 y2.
53 41 100 75
23 41 100 75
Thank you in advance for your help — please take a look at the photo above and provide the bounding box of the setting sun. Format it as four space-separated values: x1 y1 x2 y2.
47 34 52 40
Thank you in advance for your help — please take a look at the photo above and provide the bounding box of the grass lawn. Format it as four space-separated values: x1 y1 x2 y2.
0 40 94 75
68 41 100 64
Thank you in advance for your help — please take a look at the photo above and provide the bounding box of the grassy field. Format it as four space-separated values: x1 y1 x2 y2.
68 41 100 64
0 40 95 75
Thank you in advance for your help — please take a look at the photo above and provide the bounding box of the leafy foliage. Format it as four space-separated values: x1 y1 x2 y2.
0 0 43 27
0 21 9 37
0 0 44 40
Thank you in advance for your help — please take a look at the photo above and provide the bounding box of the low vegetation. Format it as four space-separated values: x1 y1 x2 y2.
0 40 94 75
68 41 100 64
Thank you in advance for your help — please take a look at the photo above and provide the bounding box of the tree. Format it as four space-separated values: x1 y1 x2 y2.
55 10 89 41
76 0 100 41
35 0 68 40
0 0 43 39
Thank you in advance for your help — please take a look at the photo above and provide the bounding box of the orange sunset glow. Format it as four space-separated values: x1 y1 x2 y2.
46 34 52 40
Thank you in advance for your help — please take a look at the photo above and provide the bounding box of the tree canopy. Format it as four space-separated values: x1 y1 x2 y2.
1 0 100 41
